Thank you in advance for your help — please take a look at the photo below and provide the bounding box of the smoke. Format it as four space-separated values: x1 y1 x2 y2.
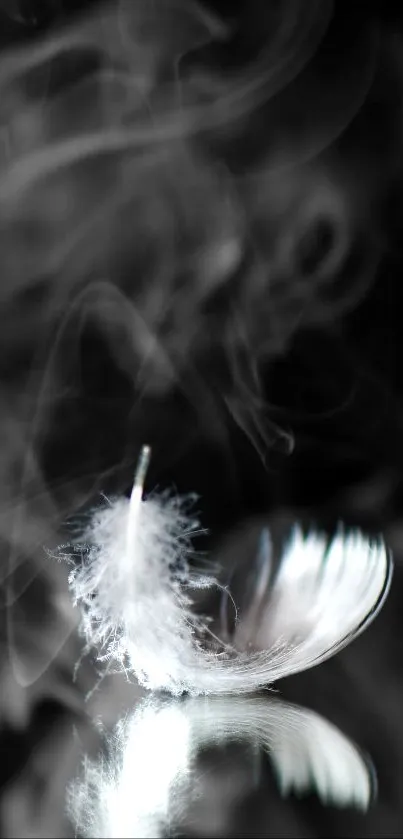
0 0 383 383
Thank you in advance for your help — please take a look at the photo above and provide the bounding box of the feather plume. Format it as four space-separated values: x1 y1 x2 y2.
65 446 392 696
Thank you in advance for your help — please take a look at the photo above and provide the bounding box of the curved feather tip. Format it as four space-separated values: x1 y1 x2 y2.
64 449 392 696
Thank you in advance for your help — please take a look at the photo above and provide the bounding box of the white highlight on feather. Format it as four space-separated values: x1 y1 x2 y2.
66 446 392 695
68 695 374 838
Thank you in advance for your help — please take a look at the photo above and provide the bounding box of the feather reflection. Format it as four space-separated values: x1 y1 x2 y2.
68 693 375 838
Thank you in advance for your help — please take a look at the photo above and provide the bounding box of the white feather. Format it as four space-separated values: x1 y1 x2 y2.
65 448 392 695
68 695 374 838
